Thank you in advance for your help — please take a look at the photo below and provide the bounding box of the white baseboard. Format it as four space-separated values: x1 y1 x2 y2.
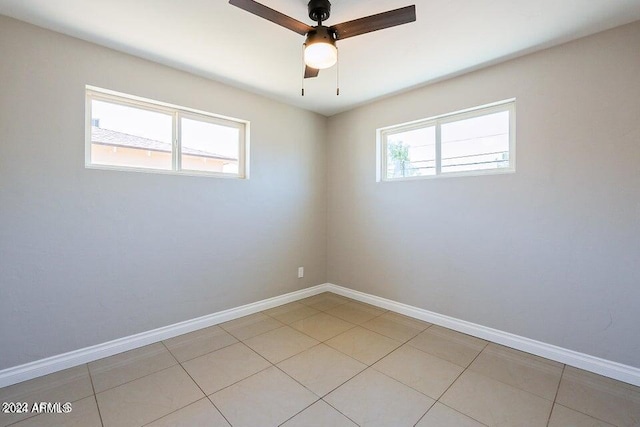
325 283 640 387
2 282 639 388
0 284 328 388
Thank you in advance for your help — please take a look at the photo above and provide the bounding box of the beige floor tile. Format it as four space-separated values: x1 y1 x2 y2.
556 366 640 427
281 400 357 427
0 365 93 427
0 365 93 403
325 368 434 427
96 365 203 427
290 312 355 341
182 342 270 395
243 326 319 363
325 301 387 325
326 326 402 365
263 302 320 324
416 402 486 427
278 343 366 396
219 312 283 341
361 311 431 342
89 342 177 393
210 366 318 427
408 326 487 367
548 404 615 427
9 396 101 427
298 293 351 311
146 398 230 427
373 344 464 399
469 343 563 400
163 325 238 362
441 370 553 427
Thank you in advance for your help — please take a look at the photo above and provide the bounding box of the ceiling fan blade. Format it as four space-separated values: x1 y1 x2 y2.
304 66 320 79
330 5 416 40
229 0 313 35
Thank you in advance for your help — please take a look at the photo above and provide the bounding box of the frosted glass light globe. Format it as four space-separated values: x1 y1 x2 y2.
304 42 337 69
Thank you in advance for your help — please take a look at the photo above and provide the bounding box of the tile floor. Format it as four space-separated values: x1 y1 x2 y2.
1 292 639 426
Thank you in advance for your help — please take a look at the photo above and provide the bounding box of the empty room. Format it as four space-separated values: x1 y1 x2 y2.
0 0 639 426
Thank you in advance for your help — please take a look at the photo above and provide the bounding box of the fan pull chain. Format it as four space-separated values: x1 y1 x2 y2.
301 44 305 96
336 47 340 96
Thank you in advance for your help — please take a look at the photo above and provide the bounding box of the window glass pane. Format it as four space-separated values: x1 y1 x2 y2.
90 100 173 170
441 110 510 173
180 117 240 174
386 126 436 179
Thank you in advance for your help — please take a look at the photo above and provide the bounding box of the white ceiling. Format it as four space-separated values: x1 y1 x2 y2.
1 0 640 116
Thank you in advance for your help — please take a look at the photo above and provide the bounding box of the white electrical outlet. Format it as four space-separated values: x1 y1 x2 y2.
298 267 304 278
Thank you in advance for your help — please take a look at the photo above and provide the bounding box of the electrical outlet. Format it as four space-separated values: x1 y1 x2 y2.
298 267 304 278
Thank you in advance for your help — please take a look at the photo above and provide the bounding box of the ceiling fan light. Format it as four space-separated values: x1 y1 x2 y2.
304 42 337 69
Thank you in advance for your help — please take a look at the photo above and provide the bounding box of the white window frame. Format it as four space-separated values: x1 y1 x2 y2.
377 99 516 182
85 86 249 179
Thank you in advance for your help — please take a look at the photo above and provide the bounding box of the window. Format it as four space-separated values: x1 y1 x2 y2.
378 100 515 181
86 87 248 178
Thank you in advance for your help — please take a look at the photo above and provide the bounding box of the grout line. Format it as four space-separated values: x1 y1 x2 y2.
199 342 274 396
224 342 326 425
433 402 490 427
139 397 207 427
3 365 102 427
153 342 235 427
274 342 324 365
314 365 367 399
280 313 359 344
546 364 566 426
357 321 427 343
204 362 274 397
272 341 367 398
464 344 566 404
408 339 581 425
369 345 442 399
275 399 321 426
302 323 357 344
549 403 616 426
403 337 477 367
273 365 322 398
177 364 234 426
3 407 39 426
263 310 323 326
158 320 359 426
231 306 367 425
547 367 618 426
206 396 233 427
239 342 315 396
166 338 239 365
425 342 488 426
90 362 178 395
320 327 403 368
159 341 180 365
86 363 105 427
303 298 352 312
412 400 437 427
218 316 286 342
268 332 369 400
320 398 362 426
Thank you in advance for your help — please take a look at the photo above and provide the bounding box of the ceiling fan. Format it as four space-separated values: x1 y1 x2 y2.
229 0 416 84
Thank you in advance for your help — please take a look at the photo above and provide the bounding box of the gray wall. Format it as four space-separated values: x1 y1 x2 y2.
0 16 327 370
327 22 640 368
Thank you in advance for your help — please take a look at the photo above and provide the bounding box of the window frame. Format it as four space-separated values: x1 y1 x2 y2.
85 86 249 179
377 99 516 182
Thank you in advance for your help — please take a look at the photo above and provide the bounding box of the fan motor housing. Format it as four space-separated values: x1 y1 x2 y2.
308 0 331 23
305 25 336 47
